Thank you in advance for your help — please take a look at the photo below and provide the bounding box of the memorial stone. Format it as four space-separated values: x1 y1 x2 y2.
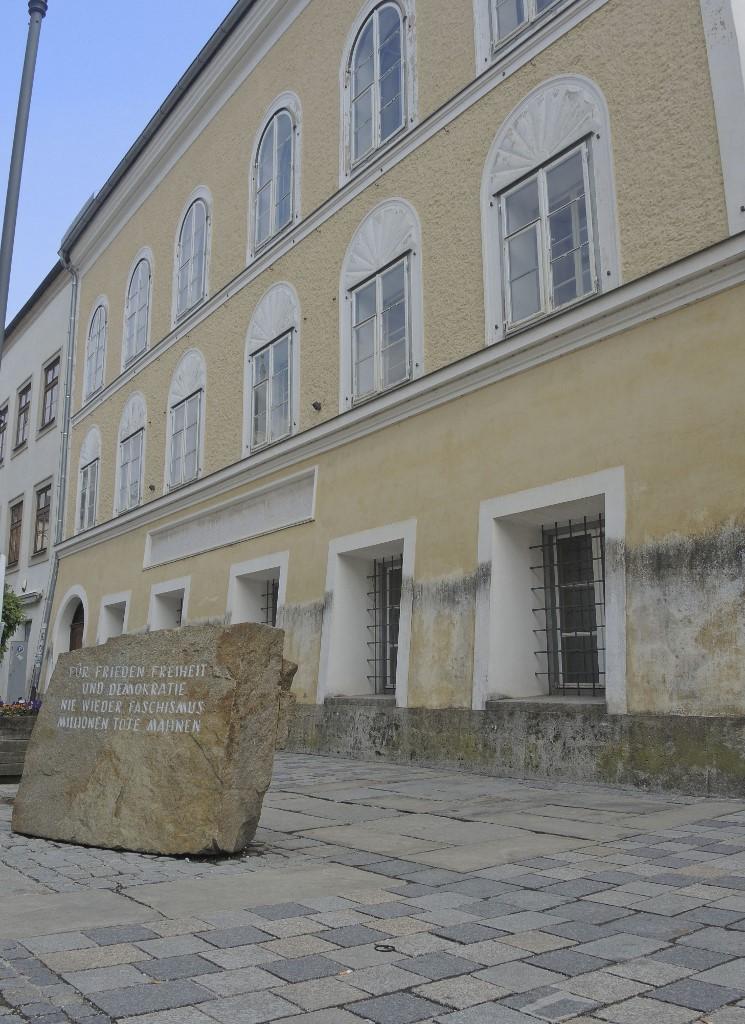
12 623 296 855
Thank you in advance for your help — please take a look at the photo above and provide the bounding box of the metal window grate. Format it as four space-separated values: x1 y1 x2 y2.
366 555 403 695
262 578 279 627
532 514 605 696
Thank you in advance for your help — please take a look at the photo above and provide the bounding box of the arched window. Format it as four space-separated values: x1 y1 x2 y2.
349 3 405 166
245 284 300 452
115 393 147 514
166 350 206 490
124 257 151 366
340 199 424 410
85 303 107 398
175 197 209 319
481 76 620 346
77 427 101 533
255 110 295 250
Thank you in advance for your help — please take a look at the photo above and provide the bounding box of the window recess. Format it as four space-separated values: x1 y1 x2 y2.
500 142 597 330
532 513 605 696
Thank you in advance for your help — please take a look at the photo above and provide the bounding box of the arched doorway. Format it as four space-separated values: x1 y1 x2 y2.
69 602 85 651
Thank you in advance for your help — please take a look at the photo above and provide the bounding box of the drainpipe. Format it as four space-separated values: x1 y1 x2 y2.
29 255 78 698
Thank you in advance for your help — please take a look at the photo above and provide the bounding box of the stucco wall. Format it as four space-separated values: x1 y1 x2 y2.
66 0 728 537
52 280 745 716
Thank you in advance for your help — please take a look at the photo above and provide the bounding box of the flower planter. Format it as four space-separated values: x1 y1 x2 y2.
0 715 37 778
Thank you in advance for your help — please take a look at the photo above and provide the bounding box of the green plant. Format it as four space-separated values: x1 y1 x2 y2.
0 586 25 666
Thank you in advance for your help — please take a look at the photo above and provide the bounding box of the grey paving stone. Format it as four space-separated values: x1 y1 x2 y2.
595 995 701 1022
346 992 444 1023
88 980 211 1017
502 985 599 1021
318 925 385 947
412 975 506 1009
17 1003 62 1018
277 976 367 1010
431 924 505 946
527 949 613 976
680 927 745 956
199 991 301 1024
474 961 566 993
191 967 278 997
22 935 96 955
605 913 696 940
555 902 632 925
344 965 425 995
134 937 212 958
118 1010 214 1024
262 954 344 983
435 1003 539 1022
62 965 151 994
138 955 222 981
693 957 745 991
83 926 159 947
362 903 421 920
652 944 735 970
543 921 619 943
250 903 314 920
196 927 273 949
650 978 744 1012
573 933 670 961
393 952 478 981
547 879 609 898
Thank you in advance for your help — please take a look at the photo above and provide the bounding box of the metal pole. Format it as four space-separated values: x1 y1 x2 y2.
0 0 49 372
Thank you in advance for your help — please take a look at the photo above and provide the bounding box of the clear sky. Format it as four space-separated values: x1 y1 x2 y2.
1 0 237 322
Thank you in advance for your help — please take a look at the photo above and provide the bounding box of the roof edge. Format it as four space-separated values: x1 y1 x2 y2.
4 261 65 340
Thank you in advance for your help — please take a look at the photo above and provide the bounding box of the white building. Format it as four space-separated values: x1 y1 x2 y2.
0 265 71 702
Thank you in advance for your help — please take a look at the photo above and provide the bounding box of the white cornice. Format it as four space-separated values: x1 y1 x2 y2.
72 0 611 428
57 231 745 562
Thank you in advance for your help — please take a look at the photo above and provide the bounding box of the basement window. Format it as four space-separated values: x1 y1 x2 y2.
227 555 287 628
532 514 605 695
148 579 189 631
367 555 403 694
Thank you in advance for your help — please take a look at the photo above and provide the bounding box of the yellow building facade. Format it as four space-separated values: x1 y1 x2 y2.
46 0 745 782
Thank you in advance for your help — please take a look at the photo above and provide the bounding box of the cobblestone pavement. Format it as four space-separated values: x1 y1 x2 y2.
2 753 745 1023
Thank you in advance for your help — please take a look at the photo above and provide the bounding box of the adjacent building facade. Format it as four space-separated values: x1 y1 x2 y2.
1 267 71 702
36 0 745 778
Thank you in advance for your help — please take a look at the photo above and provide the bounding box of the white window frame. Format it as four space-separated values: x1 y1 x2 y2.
84 300 108 399
168 389 202 490
164 349 207 491
472 467 626 714
96 590 131 645
123 251 152 368
76 426 101 534
500 141 598 331
226 552 289 627
318 519 416 708
117 429 144 514
172 188 211 324
340 0 417 184
248 94 302 263
148 576 191 632
473 0 582 71
482 75 620 348
248 333 294 452
351 255 411 404
244 283 300 455
340 199 424 412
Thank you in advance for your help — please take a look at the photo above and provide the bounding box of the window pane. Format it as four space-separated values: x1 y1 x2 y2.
191 207 206 304
352 20 374 98
354 280 377 326
353 319 375 398
508 225 542 322
273 336 289 374
276 114 293 229
258 122 274 188
271 400 290 440
379 7 402 72
380 65 403 141
252 379 268 447
551 244 593 307
352 90 374 160
256 185 272 245
494 0 526 38
505 178 540 235
254 349 270 383
536 0 557 12
546 151 585 214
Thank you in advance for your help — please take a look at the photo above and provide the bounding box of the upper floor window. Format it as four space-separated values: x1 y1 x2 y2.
124 258 151 365
15 382 31 448
481 76 620 346
255 111 294 250
118 430 144 513
165 350 206 490
0 406 7 463
500 143 596 328
115 393 147 515
85 304 107 398
352 258 409 402
77 426 101 533
340 199 423 410
168 391 201 489
79 459 99 533
491 0 562 46
175 198 208 319
7 500 23 568
350 3 405 166
33 484 51 556
41 357 60 429
250 334 292 450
